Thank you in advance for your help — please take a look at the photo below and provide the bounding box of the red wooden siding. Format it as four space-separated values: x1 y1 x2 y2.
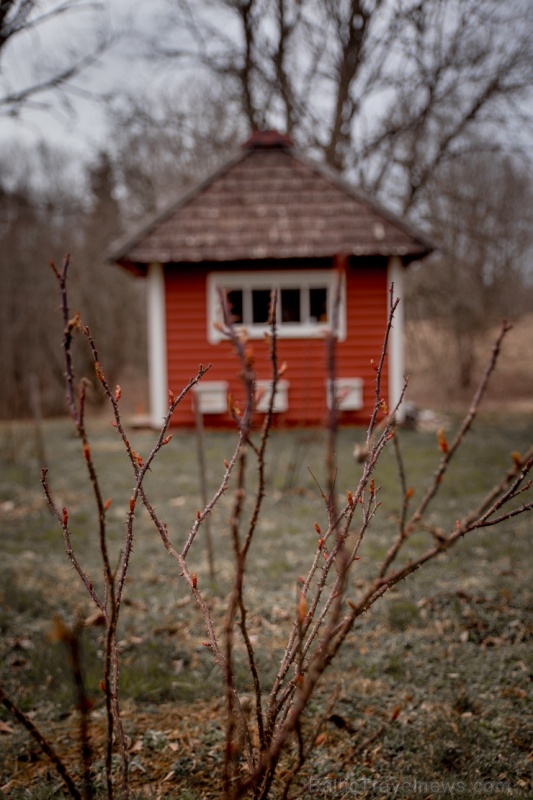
165 263 389 428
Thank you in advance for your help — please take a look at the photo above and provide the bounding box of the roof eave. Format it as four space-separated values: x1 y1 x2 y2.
115 246 432 270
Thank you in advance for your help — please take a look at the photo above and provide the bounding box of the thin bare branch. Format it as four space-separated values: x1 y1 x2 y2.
0 685 82 800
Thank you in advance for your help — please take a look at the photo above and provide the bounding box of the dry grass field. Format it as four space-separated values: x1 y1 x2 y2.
405 314 533 413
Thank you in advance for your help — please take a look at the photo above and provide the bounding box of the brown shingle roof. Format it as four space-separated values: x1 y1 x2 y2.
110 131 434 269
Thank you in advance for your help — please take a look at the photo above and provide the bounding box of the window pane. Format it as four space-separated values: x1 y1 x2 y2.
227 289 243 323
281 288 301 322
310 287 328 322
252 289 271 323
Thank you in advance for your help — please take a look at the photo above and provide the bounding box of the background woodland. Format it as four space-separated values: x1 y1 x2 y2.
1 0 533 418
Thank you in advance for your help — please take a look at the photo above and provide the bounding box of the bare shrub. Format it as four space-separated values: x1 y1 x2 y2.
1 257 532 799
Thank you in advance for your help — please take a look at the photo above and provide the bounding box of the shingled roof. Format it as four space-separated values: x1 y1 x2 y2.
111 130 434 270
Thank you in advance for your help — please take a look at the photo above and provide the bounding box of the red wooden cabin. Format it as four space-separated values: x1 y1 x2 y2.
111 130 433 428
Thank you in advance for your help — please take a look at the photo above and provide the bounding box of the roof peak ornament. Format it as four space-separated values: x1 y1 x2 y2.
243 129 293 149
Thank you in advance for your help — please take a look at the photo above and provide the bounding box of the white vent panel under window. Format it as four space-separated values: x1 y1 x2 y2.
255 380 289 413
326 378 364 411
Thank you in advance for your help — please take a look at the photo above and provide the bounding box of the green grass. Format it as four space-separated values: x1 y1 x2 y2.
0 413 531 797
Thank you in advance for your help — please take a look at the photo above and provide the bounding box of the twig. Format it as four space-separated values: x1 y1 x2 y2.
406 319 513 529
49 258 119 798
337 703 402 771
0 686 82 800
50 616 94 800
365 283 399 448
193 392 215 581
325 256 346 512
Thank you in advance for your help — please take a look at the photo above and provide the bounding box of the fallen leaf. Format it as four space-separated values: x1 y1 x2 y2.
0 721 15 734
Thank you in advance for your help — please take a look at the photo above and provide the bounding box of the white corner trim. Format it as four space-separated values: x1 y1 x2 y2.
387 256 405 422
147 263 167 427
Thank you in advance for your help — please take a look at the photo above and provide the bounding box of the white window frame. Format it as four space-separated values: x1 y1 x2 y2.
207 270 346 344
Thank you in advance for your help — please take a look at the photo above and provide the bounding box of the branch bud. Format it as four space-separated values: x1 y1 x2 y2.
244 344 254 365
437 427 449 454
49 616 70 643
66 313 81 333
298 593 307 625
84 611 106 627
391 704 402 721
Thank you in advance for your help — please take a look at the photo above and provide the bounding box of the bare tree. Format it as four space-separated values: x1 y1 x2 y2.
0 142 82 417
407 152 533 390
0 0 113 118
0 143 145 418
152 0 533 214
72 150 147 397
105 82 246 221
